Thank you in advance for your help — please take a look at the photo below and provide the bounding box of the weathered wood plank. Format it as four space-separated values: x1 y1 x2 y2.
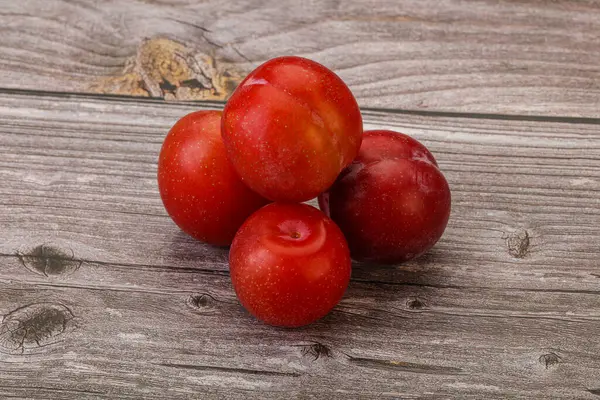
1 0 600 116
0 90 599 398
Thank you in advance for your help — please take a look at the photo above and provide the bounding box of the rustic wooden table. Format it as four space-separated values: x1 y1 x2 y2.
1 1 599 399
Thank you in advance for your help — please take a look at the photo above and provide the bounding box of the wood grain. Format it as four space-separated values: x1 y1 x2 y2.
0 89 599 398
1 0 600 116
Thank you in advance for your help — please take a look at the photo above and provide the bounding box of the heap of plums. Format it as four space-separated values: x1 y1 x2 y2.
158 56 451 327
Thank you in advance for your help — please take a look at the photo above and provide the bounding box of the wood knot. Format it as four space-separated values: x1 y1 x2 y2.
0 303 75 354
300 342 332 361
186 294 219 315
506 229 530 258
17 244 82 277
406 297 427 310
89 37 244 101
539 352 561 369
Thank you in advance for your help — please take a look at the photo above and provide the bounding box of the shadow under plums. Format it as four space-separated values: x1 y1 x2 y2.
166 229 230 271
349 249 452 289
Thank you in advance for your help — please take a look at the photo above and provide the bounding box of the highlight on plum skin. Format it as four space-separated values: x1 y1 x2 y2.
221 56 363 203
319 130 451 264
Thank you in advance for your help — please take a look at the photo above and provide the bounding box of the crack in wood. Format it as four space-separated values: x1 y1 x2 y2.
333 308 394 324
348 357 463 375
1 252 230 276
156 363 301 377
0 385 104 395
4 251 600 298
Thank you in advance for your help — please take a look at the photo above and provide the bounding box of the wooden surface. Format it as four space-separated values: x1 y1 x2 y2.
1 0 600 399
1 0 600 116
0 90 599 399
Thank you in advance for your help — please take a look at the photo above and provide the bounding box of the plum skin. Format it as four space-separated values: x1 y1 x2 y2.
319 130 451 264
229 203 351 327
221 56 363 203
157 111 269 246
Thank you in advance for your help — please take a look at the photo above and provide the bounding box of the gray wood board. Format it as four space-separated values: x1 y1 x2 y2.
0 91 600 399
1 0 600 116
